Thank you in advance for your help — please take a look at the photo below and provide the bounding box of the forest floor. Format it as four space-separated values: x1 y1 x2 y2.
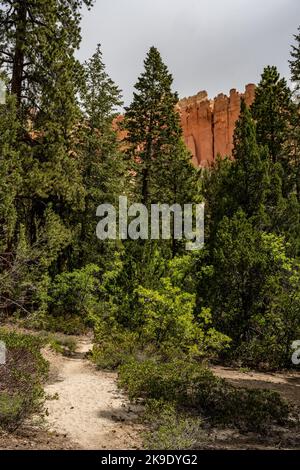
0 329 300 450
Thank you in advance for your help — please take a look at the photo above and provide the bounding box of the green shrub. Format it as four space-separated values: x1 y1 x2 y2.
48 335 77 356
43 314 87 335
0 328 48 431
143 400 203 450
91 328 139 370
48 264 101 329
119 359 291 432
0 393 24 429
136 282 230 360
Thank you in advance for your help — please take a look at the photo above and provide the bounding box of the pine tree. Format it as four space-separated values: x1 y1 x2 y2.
251 66 294 170
0 94 21 253
77 44 125 266
203 102 269 250
199 210 300 366
289 26 300 203
232 100 269 219
124 46 197 207
0 1 96 316
0 1 94 111
290 26 300 99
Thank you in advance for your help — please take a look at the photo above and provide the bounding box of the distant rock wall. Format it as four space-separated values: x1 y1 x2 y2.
178 84 256 166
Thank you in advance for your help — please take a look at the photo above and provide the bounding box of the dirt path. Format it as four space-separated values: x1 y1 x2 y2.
43 337 141 450
212 366 300 405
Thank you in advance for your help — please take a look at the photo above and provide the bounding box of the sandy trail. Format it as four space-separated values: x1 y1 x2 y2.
43 337 141 450
212 366 300 404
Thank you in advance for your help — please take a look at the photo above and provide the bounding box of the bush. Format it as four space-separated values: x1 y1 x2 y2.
119 359 291 432
91 328 139 370
43 314 87 335
136 281 230 360
48 335 77 356
0 329 48 431
143 400 203 450
48 264 101 328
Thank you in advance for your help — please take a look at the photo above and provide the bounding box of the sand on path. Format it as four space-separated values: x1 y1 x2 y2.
44 337 141 450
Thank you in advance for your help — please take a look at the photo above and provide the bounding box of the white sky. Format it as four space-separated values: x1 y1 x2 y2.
78 0 300 106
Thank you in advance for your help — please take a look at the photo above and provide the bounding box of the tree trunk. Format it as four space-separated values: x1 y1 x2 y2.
11 1 27 107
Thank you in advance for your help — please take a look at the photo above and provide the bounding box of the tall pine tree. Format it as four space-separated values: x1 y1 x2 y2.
124 46 198 208
77 44 125 267
251 66 294 172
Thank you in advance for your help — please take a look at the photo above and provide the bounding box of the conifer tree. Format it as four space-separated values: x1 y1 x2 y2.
77 44 124 266
251 66 294 173
232 100 269 219
0 1 96 312
124 46 197 207
0 1 94 111
290 26 300 99
289 26 300 203
0 94 20 253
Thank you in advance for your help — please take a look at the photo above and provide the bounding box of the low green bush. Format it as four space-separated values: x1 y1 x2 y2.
48 264 100 322
48 335 77 356
23 310 88 335
143 400 203 450
91 328 139 370
43 314 87 335
0 328 48 431
119 359 291 432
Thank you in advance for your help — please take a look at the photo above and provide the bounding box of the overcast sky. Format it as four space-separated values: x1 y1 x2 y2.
78 0 300 107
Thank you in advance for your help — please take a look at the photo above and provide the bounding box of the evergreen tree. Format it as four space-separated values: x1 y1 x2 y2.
232 100 269 219
0 94 20 253
199 211 300 367
203 102 269 249
251 66 300 253
77 44 125 266
0 1 96 316
124 46 197 207
0 0 94 111
290 26 300 99
251 66 294 171
289 26 300 203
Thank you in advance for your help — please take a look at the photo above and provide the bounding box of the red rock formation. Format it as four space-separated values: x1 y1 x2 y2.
178 84 255 167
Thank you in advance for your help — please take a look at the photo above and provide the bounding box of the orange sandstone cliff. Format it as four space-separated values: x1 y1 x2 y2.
178 84 255 167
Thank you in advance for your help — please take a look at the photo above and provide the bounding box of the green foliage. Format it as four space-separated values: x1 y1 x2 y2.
77 44 125 268
123 46 199 258
143 400 203 450
119 359 291 432
199 210 300 367
232 100 269 218
0 0 94 109
48 264 101 324
0 329 48 431
136 279 229 360
91 328 139 370
124 46 182 205
199 63 300 368
251 66 294 167
289 27 300 204
290 26 300 100
48 335 77 357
